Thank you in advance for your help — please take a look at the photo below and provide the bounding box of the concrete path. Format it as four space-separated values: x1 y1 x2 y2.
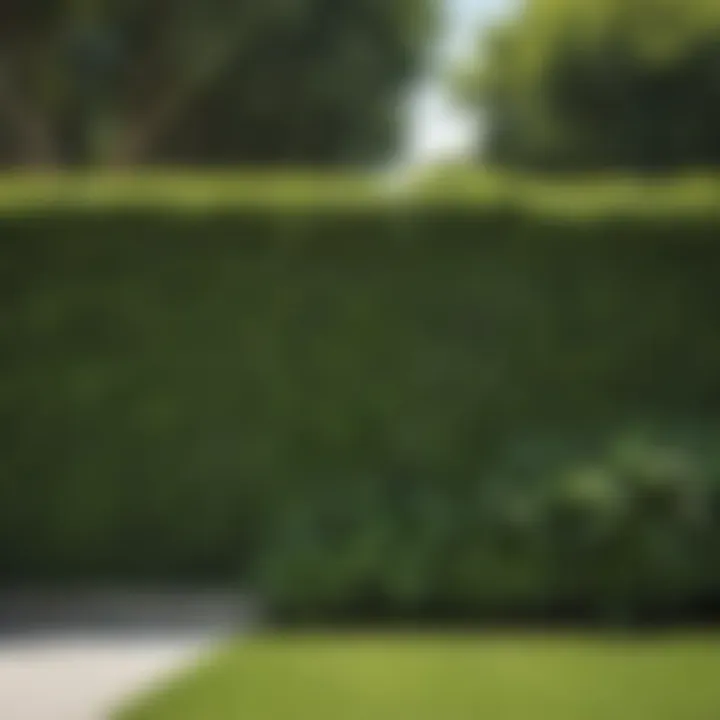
0 591 253 720
0 631 216 720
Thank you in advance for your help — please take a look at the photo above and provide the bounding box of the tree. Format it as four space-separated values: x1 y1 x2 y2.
456 0 720 171
0 0 435 167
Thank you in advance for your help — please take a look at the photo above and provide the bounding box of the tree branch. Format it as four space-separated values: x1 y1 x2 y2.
0 61 57 167
109 10 257 166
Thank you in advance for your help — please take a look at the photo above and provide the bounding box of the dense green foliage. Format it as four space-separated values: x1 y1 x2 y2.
0 0 433 166
458 0 720 170
118 635 720 720
3 175 720 624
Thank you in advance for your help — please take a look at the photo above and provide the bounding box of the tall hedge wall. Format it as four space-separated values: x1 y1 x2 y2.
3 175 720 623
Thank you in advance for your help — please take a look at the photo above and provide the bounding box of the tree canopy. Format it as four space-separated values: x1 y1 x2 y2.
0 0 435 167
457 0 720 171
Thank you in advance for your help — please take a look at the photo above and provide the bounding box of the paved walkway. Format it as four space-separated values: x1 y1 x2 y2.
0 591 252 719
0 631 216 719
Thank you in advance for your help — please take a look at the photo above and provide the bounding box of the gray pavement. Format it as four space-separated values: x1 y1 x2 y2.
0 591 252 720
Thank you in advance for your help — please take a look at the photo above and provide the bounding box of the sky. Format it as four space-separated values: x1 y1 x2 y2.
405 0 516 166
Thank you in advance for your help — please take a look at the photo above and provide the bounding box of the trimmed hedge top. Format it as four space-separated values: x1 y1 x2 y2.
0 172 719 218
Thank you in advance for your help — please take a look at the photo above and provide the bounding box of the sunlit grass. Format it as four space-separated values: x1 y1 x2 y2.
117 633 720 720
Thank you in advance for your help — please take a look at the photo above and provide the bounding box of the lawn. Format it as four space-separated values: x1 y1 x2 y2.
117 633 720 720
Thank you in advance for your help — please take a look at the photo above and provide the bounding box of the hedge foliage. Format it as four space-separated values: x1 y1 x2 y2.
3 174 720 623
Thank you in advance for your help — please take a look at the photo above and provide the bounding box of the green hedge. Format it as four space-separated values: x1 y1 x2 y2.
3 174 720 623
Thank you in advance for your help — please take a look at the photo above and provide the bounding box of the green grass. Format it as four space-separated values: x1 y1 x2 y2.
117 633 720 720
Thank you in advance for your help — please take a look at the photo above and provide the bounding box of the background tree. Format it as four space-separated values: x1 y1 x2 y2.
456 0 720 171
0 0 434 167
